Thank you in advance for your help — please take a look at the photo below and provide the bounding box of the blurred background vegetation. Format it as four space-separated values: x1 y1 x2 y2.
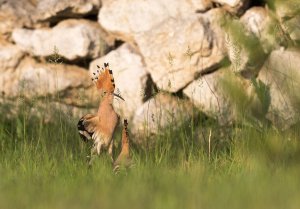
1 0 300 208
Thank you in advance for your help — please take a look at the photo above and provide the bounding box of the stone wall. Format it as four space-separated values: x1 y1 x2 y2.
1 0 300 138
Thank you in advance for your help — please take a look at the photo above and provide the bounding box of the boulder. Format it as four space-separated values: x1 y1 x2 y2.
240 7 284 53
183 67 261 124
0 40 25 96
283 16 300 44
212 0 250 14
258 49 300 129
183 69 233 124
273 0 300 21
98 0 212 43
272 0 300 44
224 17 266 78
131 93 194 141
12 19 109 61
0 40 24 70
135 9 226 92
30 101 97 123
240 7 270 37
0 57 98 107
89 44 151 119
0 98 96 124
0 0 35 37
34 0 101 23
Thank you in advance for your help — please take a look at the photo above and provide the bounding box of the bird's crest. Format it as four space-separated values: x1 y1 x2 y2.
92 63 115 93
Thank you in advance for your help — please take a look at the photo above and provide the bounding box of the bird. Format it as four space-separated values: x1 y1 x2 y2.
113 119 133 174
77 63 124 165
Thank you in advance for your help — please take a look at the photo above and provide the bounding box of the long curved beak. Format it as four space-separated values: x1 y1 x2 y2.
113 93 125 101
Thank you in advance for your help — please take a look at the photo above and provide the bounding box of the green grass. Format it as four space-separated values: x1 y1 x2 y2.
1 101 300 209
1 1 300 208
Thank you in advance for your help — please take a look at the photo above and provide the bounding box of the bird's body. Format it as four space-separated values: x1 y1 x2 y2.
77 63 124 164
113 119 133 173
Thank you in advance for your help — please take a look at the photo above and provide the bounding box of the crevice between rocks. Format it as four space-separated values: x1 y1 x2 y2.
47 12 99 28
249 0 266 7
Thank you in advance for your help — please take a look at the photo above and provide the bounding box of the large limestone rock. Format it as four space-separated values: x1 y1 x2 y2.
98 0 212 43
0 40 24 71
0 98 96 124
283 16 300 44
135 9 226 92
0 0 102 39
272 0 300 44
89 44 150 119
240 7 270 38
212 0 250 14
240 7 284 53
258 49 300 129
224 17 266 78
34 0 101 23
0 0 35 37
131 93 194 142
183 69 233 124
12 19 109 61
0 40 25 96
0 57 98 106
183 68 261 124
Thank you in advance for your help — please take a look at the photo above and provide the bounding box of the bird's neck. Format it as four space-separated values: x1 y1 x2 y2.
121 130 130 156
121 142 130 156
97 93 114 115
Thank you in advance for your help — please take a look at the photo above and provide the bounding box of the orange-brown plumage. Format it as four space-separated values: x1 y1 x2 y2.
94 63 115 94
78 63 124 164
113 119 133 173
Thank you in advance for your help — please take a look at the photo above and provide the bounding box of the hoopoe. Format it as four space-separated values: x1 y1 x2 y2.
77 63 124 164
113 119 133 173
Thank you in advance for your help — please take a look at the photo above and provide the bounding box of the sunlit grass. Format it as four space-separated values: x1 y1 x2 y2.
0 100 300 209
1 1 300 208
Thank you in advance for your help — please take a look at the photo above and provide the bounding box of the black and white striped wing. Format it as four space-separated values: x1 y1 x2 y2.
77 114 99 142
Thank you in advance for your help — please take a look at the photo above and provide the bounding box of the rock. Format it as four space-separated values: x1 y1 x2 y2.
183 69 233 124
258 49 300 129
193 0 213 12
0 57 98 107
89 44 151 119
98 0 212 43
0 40 25 96
272 0 300 44
240 7 284 53
273 0 300 20
283 16 300 44
131 93 194 141
241 7 269 37
12 19 109 61
0 98 96 124
0 40 24 70
183 67 261 125
212 0 250 14
0 0 35 37
34 0 101 23
31 101 97 123
224 17 267 78
135 9 226 92
0 0 102 38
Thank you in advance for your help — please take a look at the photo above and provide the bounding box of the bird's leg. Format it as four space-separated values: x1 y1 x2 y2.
96 141 103 155
108 139 114 162
88 143 97 166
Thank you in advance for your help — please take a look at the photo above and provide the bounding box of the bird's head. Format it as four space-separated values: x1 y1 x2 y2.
91 63 124 101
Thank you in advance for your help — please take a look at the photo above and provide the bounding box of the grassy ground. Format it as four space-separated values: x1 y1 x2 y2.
0 102 300 209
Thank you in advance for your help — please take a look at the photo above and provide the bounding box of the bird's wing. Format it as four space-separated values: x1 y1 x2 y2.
77 114 99 142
